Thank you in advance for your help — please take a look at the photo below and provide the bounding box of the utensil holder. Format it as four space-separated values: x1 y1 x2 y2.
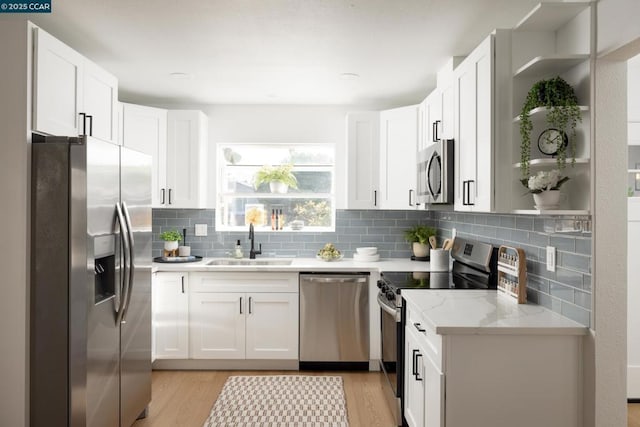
430 249 450 272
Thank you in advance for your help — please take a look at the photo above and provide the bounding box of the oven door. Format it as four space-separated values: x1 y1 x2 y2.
378 293 402 426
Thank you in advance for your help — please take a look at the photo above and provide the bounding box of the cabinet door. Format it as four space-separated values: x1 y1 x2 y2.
166 110 208 208
379 105 419 210
122 103 168 207
440 84 455 140
83 58 118 143
423 352 445 427
404 327 425 427
347 112 380 209
245 293 299 360
33 27 84 136
153 273 189 359
428 89 443 144
189 292 245 359
454 35 494 212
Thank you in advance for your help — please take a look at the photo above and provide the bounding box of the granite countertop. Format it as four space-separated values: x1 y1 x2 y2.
152 257 433 273
402 289 588 336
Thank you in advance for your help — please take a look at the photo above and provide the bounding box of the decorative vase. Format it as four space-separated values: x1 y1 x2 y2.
532 190 561 210
164 240 179 251
412 242 430 258
269 181 289 194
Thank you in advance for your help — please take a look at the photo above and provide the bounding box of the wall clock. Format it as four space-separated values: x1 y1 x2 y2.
537 128 568 156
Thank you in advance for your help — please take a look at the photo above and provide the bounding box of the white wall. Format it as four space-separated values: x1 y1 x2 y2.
0 18 30 427
597 0 640 56
593 0 640 425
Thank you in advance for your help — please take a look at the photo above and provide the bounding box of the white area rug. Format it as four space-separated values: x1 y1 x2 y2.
203 375 349 427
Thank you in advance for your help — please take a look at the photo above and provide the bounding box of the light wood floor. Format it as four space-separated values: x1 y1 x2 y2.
630 403 640 426
133 370 395 427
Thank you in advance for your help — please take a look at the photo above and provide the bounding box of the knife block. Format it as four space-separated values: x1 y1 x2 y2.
497 245 527 303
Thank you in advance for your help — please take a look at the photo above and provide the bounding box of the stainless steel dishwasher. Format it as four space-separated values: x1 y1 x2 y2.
299 273 369 370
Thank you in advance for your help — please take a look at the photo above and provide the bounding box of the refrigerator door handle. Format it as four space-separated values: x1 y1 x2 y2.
120 201 136 323
115 203 130 324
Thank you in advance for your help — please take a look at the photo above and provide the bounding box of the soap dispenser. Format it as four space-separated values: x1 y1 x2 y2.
234 240 243 258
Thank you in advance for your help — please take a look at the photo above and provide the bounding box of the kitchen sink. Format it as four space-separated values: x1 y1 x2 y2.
207 258 293 266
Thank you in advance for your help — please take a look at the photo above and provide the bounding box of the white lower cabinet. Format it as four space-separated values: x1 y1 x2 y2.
153 272 189 359
189 272 299 360
404 300 582 427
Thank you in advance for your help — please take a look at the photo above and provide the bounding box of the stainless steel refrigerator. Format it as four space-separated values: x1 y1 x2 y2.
30 134 152 427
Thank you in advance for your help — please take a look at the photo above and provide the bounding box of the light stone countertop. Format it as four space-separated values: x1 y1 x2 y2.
152 257 433 273
402 289 588 335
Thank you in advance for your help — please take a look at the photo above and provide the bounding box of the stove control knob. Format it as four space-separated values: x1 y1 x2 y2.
386 291 396 301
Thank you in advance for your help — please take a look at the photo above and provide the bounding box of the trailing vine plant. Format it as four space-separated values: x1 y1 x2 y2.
519 76 582 186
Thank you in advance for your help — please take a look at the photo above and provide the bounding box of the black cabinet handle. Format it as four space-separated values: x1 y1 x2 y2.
412 349 419 377
374 190 377 207
79 112 86 135
468 180 475 206
240 297 243 314
249 297 252 314
181 276 185 294
413 322 426 333
415 353 423 381
86 115 93 136
161 188 166 205
168 189 172 205
409 189 414 206
433 120 441 142
462 181 468 206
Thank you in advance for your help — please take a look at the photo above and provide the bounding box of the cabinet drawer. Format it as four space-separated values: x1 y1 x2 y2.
406 302 442 370
190 272 299 293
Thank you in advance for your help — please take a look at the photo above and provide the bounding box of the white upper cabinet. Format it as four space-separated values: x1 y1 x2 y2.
379 105 420 210
121 103 168 207
347 112 380 209
165 110 208 209
34 27 118 142
454 31 512 213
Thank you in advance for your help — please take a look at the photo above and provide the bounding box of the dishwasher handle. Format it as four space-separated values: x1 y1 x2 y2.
302 276 367 284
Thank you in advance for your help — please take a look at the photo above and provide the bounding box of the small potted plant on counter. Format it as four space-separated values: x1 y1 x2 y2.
159 229 182 256
403 225 437 258
254 164 298 193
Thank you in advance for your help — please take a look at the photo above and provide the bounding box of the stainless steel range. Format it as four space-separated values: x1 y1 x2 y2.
377 237 498 426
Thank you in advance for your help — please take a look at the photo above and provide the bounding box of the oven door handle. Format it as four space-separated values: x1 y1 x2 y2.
377 293 400 320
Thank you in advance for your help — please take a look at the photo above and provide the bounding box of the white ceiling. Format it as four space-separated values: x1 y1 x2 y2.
32 0 542 107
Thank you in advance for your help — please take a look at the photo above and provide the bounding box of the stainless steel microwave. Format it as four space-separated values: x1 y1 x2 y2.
417 139 454 204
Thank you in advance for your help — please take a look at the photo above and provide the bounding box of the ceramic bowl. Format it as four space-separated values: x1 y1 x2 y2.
356 247 378 256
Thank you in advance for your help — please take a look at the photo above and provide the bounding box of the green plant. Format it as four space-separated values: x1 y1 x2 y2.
159 230 182 242
519 76 582 185
253 164 298 189
403 225 437 245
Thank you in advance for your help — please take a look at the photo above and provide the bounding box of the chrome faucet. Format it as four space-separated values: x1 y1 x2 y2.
248 223 262 259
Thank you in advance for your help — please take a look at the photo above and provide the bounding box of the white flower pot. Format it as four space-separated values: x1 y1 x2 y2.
164 240 179 251
269 181 289 194
412 242 430 258
533 190 561 210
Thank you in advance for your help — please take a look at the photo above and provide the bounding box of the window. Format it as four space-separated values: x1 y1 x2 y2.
216 144 335 232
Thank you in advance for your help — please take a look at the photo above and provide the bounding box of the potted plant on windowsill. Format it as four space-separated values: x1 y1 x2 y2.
519 76 582 186
403 225 437 258
254 164 298 194
159 230 182 255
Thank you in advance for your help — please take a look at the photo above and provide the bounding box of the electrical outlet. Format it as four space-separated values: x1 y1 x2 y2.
451 228 456 239
546 246 556 272
194 224 208 236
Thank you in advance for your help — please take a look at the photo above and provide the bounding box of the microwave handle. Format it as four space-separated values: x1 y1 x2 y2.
426 152 438 199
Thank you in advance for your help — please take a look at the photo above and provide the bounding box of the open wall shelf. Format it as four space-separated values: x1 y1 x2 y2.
514 1 591 32
514 55 589 78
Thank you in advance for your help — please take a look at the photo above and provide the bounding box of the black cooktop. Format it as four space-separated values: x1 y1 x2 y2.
380 267 496 294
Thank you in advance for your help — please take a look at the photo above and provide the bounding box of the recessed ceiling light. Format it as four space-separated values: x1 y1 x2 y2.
340 73 360 80
169 72 193 80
